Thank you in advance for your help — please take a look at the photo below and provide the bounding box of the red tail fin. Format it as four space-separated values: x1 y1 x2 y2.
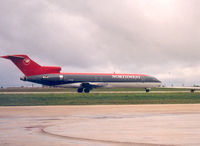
1 55 61 76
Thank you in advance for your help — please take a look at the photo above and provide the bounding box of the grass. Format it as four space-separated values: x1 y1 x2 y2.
0 92 200 106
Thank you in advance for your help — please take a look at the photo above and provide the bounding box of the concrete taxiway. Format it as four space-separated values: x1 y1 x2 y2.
0 104 200 146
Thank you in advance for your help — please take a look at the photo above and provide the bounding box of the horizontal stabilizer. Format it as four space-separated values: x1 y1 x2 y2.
1 55 24 59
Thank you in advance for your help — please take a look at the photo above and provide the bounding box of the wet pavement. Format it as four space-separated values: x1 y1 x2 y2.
0 104 200 146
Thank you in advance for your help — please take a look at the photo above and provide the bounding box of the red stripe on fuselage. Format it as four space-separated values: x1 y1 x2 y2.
53 73 149 76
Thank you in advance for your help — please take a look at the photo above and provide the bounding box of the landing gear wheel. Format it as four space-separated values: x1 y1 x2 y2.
190 89 195 93
84 88 90 93
145 88 150 93
77 88 83 93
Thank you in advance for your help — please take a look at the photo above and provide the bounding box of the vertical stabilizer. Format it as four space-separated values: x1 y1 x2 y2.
1 55 61 76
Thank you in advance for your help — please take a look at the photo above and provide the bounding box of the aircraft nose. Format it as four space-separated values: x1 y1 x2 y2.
157 79 162 83
152 77 161 83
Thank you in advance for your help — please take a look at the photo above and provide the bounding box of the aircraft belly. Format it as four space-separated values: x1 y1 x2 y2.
104 82 161 88
56 82 161 88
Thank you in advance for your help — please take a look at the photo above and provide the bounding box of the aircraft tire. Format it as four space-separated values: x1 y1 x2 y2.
190 89 195 93
77 88 83 93
145 88 150 93
84 88 90 93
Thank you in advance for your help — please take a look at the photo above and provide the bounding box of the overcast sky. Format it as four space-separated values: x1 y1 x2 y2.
0 0 200 87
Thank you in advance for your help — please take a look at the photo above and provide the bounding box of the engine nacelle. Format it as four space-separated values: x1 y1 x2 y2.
42 74 64 81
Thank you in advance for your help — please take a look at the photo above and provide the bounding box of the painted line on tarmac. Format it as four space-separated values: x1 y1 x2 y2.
41 127 168 146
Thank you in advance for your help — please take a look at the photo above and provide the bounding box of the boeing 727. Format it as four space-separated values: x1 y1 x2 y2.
1 55 161 93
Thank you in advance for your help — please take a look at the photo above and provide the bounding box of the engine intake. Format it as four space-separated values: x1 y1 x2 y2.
20 76 27 81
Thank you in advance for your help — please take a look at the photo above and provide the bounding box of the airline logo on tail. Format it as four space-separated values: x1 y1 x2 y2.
23 58 31 65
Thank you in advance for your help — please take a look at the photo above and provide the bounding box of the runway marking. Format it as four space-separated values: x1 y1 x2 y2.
40 127 171 146
1 105 199 146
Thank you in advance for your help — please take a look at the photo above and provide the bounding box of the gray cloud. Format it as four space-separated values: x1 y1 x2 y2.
0 0 200 87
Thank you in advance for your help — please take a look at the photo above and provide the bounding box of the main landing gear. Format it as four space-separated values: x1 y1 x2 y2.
77 88 91 93
77 83 94 93
77 88 83 93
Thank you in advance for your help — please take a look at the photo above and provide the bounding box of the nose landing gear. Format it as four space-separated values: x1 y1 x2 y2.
190 89 195 93
145 88 150 93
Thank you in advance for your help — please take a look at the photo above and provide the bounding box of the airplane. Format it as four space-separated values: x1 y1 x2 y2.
1 54 161 93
